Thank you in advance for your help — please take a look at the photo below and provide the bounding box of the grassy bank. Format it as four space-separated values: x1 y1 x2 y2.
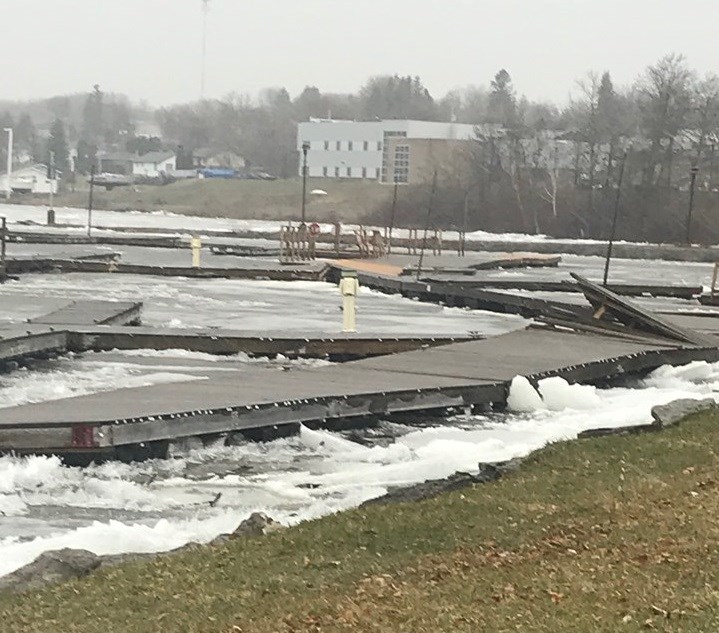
10 178 391 223
3 412 719 632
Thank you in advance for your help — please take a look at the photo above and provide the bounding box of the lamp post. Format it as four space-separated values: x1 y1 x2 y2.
301 141 310 224
686 165 699 245
3 128 12 200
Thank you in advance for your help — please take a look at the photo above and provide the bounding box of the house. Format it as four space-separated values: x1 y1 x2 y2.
193 148 246 170
99 151 177 179
0 164 60 195
297 119 490 183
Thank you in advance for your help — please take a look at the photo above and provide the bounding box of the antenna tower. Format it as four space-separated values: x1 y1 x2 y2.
201 0 211 99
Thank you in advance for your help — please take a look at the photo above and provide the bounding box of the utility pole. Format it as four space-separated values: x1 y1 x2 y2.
3 127 12 199
416 171 438 281
301 141 310 223
47 151 55 225
0 216 6 282
686 165 699 245
603 152 627 287
87 164 95 237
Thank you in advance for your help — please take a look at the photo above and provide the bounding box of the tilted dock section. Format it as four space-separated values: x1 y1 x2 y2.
0 326 717 462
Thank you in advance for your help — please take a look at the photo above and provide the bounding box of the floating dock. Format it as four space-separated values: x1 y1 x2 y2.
0 326 716 462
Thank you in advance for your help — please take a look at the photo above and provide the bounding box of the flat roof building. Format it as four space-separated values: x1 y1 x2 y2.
297 119 487 184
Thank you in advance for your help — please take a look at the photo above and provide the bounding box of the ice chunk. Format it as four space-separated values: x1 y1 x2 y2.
507 376 546 412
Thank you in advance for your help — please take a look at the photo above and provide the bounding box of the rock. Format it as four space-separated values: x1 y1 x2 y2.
578 424 654 439
362 460 522 507
0 549 102 593
230 512 283 538
651 398 717 429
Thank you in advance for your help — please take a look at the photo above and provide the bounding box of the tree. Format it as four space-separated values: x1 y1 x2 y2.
595 72 622 188
359 75 437 120
636 54 695 186
47 118 70 175
293 86 328 121
690 74 719 165
0 111 14 169
82 84 104 145
15 114 38 160
487 69 517 127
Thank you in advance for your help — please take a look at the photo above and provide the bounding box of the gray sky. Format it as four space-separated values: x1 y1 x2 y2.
7 0 719 105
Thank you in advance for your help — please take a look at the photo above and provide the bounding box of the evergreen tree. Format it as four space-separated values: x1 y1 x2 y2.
487 69 517 126
0 111 13 169
596 72 619 142
15 114 38 160
82 84 104 144
47 118 70 175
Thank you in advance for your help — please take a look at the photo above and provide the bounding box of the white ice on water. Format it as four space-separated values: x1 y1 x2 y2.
0 359 718 578
0 350 333 410
0 274 527 335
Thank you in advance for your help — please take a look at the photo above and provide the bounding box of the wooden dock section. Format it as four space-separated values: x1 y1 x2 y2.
29 301 143 326
0 326 717 462
10 258 329 281
66 326 472 360
0 301 144 367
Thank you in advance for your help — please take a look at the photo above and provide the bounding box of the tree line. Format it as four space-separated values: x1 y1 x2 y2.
3 53 719 241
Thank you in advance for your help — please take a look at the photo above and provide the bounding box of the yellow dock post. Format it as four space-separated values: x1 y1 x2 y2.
191 235 202 268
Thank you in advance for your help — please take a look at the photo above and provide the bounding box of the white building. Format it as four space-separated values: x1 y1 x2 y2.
297 119 481 183
132 151 176 178
0 164 59 195
99 151 177 179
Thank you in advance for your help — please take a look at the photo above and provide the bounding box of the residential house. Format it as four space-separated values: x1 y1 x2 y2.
99 151 177 179
0 164 59 195
193 148 246 170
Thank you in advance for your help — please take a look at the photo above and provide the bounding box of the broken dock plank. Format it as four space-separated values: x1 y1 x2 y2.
29 301 143 326
67 327 473 359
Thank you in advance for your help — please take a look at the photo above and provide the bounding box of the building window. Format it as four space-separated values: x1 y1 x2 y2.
324 141 329 151
393 144 410 184
323 166 328 177
363 141 369 151
377 141 382 151
380 131 408 182
346 167 352 177
336 141 341 151
348 141 353 151
335 167 340 177
375 168 380 179
362 167 367 179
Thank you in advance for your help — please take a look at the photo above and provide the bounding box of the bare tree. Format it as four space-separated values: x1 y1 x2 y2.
636 53 695 187
539 138 560 218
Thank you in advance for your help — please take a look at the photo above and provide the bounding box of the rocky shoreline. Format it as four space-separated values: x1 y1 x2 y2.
2 398 715 595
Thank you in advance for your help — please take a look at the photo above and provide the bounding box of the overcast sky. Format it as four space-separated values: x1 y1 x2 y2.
6 0 719 106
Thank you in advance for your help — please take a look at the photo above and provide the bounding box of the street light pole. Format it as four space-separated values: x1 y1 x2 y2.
3 128 13 200
603 152 628 286
301 141 310 224
686 165 699 245
87 164 96 238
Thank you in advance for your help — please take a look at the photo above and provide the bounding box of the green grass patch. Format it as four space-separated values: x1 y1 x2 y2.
3 412 719 632
18 178 390 223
